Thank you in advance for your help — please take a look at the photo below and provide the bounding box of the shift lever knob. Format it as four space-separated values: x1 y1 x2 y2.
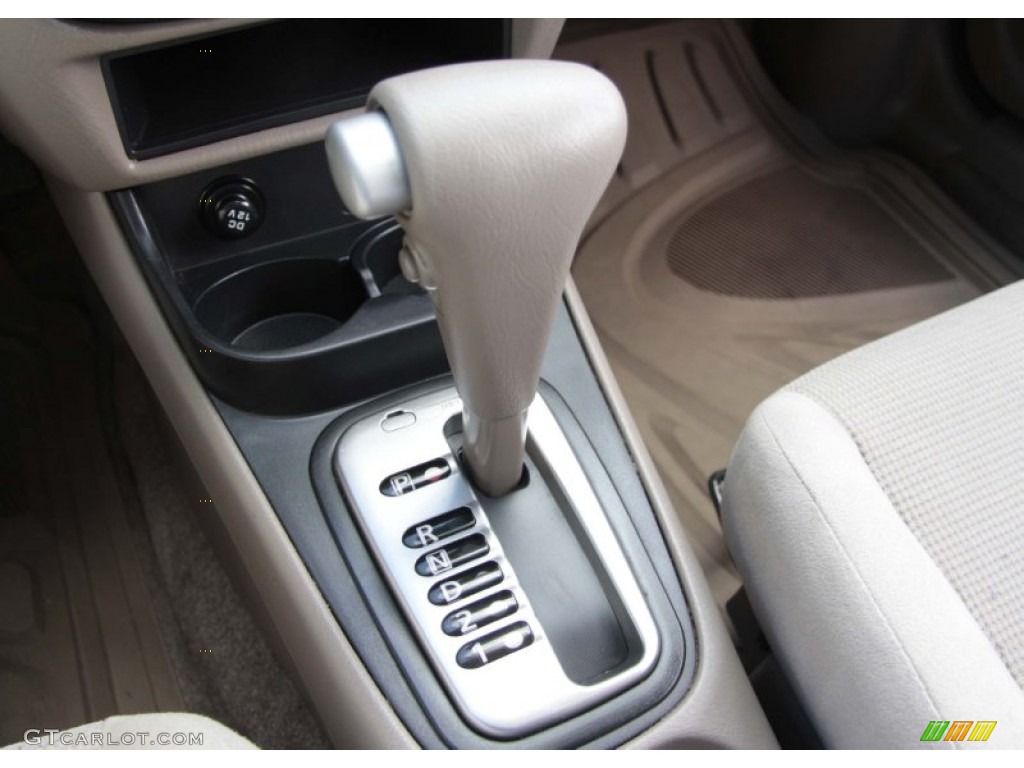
326 61 627 495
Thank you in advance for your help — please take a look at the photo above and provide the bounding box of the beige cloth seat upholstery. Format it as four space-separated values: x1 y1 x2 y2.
722 280 1024 749
5 713 256 750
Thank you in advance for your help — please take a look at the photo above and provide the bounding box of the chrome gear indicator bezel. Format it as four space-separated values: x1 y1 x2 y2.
334 387 659 739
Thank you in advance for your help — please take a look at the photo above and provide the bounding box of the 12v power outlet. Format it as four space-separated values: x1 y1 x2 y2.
199 176 264 239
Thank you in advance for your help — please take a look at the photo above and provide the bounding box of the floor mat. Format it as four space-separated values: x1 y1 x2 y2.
112 346 330 749
558 21 1018 608
0 175 328 747
665 165 953 298
0 255 183 744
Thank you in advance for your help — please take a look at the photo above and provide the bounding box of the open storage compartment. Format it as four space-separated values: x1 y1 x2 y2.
104 19 509 159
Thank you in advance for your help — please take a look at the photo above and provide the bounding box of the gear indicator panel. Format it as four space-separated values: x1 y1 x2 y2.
334 387 659 739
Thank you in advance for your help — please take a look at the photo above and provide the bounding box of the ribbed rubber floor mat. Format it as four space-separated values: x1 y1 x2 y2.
667 167 953 298
0 143 329 749
0 255 182 744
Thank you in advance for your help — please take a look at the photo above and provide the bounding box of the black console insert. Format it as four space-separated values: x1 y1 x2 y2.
111 141 448 415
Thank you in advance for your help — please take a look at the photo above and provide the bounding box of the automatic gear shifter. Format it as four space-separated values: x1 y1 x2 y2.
326 60 627 496
325 62 659 739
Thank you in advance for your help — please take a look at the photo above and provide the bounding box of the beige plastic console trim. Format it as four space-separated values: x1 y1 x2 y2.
0 18 565 192
46 176 417 750
564 280 778 749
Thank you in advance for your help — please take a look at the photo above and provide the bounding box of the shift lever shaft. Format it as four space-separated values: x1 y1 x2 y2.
326 61 626 495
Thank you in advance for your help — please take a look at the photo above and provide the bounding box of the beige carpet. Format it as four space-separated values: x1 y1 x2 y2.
559 21 1016 608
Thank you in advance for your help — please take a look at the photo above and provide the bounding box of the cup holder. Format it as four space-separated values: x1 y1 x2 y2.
193 258 368 352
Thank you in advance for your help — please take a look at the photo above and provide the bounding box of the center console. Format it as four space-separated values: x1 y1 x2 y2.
109 111 698 749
